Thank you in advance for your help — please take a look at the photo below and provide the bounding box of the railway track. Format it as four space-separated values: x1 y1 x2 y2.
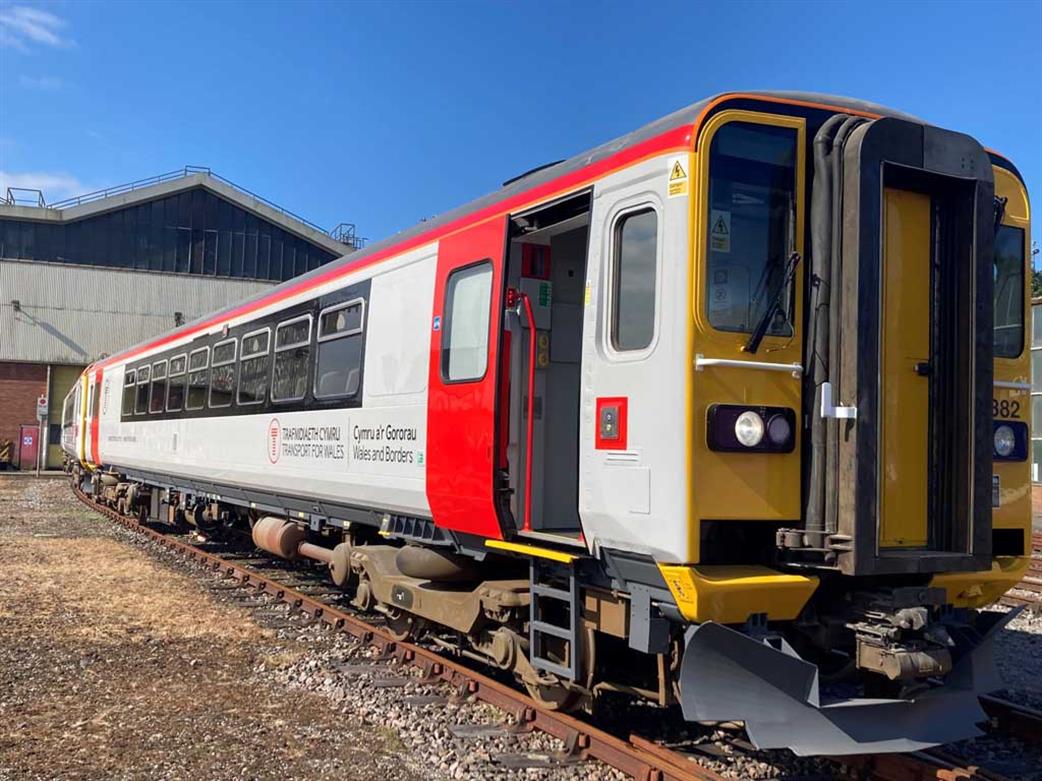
72 486 1040 781
999 532 1042 609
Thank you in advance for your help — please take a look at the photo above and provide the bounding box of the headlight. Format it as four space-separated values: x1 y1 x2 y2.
994 424 1016 458
734 411 765 447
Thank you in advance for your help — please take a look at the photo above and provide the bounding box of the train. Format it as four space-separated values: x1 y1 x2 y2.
61 91 1032 756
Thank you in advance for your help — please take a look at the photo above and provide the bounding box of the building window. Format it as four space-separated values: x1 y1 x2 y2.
167 354 187 412
705 122 798 336
315 299 365 399
209 338 237 408
272 315 312 402
442 262 492 382
994 225 1025 358
238 328 271 405
186 347 209 411
611 208 658 351
135 366 150 415
123 370 136 415
149 361 167 414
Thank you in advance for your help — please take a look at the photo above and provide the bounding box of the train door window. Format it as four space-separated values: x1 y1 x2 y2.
186 347 210 411
122 370 136 415
610 207 658 351
705 122 797 335
135 366 150 415
149 361 167 413
442 262 492 382
209 338 237 408
994 225 1025 358
272 315 312 402
238 328 271 405
315 299 365 399
167 354 187 412
87 383 95 421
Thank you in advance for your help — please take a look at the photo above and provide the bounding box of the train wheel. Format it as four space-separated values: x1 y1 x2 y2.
384 608 428 642
522 625 595 712
524 678 583 711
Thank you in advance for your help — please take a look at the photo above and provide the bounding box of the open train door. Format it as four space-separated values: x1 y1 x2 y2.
426 217 508 540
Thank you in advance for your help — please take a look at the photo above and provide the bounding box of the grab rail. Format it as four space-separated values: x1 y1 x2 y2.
695 354 803 378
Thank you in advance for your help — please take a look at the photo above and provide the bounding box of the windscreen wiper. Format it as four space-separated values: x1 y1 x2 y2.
743 251 801 355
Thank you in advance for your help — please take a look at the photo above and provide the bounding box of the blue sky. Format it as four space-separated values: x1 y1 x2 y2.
1 0 1040 251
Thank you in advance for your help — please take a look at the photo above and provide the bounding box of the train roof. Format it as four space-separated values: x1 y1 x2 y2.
95 91 948 369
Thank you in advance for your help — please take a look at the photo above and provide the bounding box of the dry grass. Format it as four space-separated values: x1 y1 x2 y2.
0 535 268 645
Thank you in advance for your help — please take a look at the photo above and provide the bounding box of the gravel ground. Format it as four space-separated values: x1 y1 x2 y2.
0 475 423 781
3 474 1041 781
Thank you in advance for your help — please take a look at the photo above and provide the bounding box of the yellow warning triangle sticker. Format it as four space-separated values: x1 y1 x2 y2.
712 216 729 235
669 160 687 181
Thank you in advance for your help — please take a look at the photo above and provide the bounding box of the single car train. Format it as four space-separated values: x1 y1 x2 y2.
62 91 1033 756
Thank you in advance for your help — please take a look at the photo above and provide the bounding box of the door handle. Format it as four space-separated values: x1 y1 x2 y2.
914 361 932 377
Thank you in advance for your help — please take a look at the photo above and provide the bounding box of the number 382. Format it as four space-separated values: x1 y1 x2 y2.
993 398 1021 419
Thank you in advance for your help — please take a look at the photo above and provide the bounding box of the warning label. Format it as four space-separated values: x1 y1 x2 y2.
710 209 731 252
667 156 688 198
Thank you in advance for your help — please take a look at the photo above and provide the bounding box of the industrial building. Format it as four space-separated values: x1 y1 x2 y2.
0 167 359 469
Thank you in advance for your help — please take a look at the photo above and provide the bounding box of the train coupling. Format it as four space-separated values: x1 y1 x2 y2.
848 586 953 682
677 607 1019 756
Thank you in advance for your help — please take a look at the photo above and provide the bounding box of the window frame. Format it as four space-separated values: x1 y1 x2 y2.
440 260 493 384
166 353 187 412
122 369 136 416
208 337 238 409
317 298 366 343
694 111 807 356
271 314 313 403
237 326 271 406
993 223 1026 360
134 365 150 415
185 346 210 412
149 360 168 414
607 204 661 355
314 299 366 400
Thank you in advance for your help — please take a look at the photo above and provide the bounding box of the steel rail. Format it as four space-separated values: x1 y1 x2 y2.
71 486 1039 779
72 486 727 781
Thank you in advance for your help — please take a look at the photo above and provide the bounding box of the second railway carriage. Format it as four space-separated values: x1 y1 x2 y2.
65 91 1033 755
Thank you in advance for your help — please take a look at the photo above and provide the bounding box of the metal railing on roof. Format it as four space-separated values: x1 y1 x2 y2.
3 187 46 207
29 166 366 248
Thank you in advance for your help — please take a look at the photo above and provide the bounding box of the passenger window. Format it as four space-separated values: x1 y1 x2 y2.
186 348 209 411
610 208 658 351
167 354 187 412
135 366 150 415
150 361 167 414
272 316 312 402
315 299 365 399
209 339 237 408
442 262 492 382
123 370 135 415
705 122 797 335
238 329 271 405
994 225 1025 358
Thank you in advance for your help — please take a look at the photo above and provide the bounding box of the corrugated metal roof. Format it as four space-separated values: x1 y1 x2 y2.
0 259 275 364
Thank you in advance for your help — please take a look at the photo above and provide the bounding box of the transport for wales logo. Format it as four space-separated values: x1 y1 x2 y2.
267 418 281 464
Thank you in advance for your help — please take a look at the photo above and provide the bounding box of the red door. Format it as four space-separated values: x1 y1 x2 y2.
18 424 39 470
426 217 508 539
